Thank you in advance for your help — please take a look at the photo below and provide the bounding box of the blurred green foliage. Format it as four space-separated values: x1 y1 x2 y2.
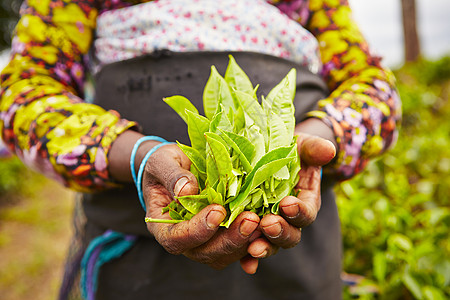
0 157 27 199
0 156 44 205
339 56 450 299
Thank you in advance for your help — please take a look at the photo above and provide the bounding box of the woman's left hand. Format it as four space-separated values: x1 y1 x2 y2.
245 120 336 266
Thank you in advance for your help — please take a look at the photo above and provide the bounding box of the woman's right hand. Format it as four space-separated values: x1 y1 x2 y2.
141 142 265 273
108 131 263 273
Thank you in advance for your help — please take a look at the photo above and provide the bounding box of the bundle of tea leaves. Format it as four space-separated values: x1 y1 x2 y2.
146 56 300 227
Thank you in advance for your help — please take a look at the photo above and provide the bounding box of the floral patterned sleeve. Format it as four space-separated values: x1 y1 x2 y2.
0 0 137 192
274 0 402 180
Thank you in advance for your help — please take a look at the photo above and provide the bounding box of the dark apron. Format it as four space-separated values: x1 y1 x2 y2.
83 51 342 300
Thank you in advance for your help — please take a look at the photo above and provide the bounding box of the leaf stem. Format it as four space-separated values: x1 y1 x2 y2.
145 218 184 224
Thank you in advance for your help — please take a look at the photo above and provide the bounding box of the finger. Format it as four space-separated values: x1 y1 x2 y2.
247 237 279 258
259 214 302 249
279 194 320 228
186 211 259 268
194 211 260 254
240 255 259 275
297 134 336 167
280 163 322 228
146 204 226 255
217 211 260 247
145 144 198 197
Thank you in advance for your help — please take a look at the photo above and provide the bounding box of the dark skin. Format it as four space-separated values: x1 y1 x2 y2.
108 117 336 274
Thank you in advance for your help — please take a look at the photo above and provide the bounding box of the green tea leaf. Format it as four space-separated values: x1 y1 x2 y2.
274 166 290 181
234 90 268 143
190 163 206 190
177 142 206 175
205 133 233 182
247 156 295 194
177 194 209 215
229 154 295 212
225 55 254 95
232 146 294 204
224 196 252 228
206 144 219 187
206 186 217 204
209 108 233 133
251 188 263 208
268 111 290 150
227 174 240 198
268 111 292 180
277 143 298 181
273 144 300 199
184 212 194 220
270 201 280 215
218 78 236 114
271 180 290 204
250 146 294 177
203 66 234 119
163 95 199 124
266 68 296 135
168 205 184 220
231 103 245 133
204 131 230 151
222 130 255 163
266 68 296 106
206 185 223 205
216 180 227 203
262 188 269 207
186 110 210 154
218 129 253 173
244 125 265 166
203 66 221 119
261 95 272 117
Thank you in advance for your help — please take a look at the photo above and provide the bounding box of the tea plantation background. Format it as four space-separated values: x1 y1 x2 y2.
338 57 450 299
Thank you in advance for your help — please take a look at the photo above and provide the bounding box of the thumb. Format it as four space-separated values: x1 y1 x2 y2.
146 144 198 197
298 134 336 167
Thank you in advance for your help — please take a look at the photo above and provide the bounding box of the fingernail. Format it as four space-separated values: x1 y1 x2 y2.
174 177 189 197
254 250 268 259
283 203 300 218
262 222 282 238
206 210 226 229
240 219 259 237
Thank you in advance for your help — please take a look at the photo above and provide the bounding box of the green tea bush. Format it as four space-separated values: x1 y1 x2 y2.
338 57 450 299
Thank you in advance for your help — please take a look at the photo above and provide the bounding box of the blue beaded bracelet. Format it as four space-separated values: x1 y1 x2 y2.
135 141 173 211
129 136 168 185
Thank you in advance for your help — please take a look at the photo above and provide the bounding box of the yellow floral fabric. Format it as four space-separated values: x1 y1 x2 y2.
272 0 401 179
0 0 137 192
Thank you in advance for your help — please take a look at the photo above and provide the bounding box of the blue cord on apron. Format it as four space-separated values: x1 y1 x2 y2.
81 230 137 299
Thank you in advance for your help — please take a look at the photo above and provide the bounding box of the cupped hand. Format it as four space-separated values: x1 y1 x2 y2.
248 123 336 259
142 143 269 274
